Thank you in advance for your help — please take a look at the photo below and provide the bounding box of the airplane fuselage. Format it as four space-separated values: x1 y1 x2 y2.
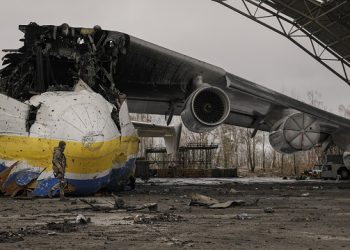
0 87 139 196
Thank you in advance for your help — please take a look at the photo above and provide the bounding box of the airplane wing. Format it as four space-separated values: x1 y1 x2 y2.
1 24 350 154
115 35 350 153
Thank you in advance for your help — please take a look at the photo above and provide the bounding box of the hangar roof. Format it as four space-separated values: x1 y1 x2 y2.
213 0 350 85
265 0 350 63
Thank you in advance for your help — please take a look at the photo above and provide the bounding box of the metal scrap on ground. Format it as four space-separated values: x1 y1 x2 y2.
80 197 158 212
189 193 247 209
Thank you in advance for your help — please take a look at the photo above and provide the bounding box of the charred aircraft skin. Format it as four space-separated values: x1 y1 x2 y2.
0 23 129 103
1 23 350 195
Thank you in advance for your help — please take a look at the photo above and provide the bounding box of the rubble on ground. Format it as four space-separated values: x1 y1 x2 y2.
0 179 349 249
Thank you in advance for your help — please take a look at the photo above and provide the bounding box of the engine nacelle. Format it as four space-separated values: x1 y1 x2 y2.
181 86 230 133
269 112 320 154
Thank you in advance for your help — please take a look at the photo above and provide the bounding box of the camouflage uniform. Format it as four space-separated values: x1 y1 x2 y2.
52 141 67 200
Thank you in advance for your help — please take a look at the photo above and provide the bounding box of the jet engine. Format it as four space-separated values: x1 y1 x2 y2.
269 112 320 154
181 86 230 133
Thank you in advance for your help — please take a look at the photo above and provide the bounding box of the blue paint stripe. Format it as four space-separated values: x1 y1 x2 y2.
0 163 6 173
32 178 60 197
107 158 136 191
4 158 137 197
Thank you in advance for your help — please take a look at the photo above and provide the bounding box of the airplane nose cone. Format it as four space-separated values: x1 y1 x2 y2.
28 91 120 151
56 102 119 147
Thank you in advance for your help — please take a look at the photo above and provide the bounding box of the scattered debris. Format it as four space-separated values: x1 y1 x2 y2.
0 179 348 249
87 199 97 204
130 203 158 212
209 201 234 209
75 214 90 224
189 193 248 209
112 194 126 209
160 213 182 223
45 220 84 233
0 231 24 243
169 205 177 211
209 200 246 209
291 216 320 222
0 227 41 243
81 197 159 212
189 193 219 206
80 198 114 212
229 188 237 194
13 196 35 200
133 214 145 224
246 198 260 207
133 213 183 224
264 207 275 213
234 213 254 220
232 200 246 206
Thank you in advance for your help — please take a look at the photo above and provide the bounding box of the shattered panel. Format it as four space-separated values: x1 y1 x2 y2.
0 93 29 134
0 23 129 108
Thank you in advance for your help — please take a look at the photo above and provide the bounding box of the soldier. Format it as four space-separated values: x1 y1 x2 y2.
52 141 67 200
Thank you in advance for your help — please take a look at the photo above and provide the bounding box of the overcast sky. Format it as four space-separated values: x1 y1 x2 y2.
0 0 348 113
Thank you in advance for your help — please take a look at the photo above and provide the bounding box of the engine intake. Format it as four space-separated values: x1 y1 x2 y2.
269 112 320 154
181 86 230 133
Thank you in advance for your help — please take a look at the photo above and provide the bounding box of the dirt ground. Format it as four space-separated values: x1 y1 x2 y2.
0 178 350 250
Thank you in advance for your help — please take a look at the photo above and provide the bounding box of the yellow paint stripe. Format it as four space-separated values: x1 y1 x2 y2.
0 134 139 174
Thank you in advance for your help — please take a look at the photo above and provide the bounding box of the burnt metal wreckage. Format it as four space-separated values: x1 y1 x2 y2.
0 23 128 128
0 23 185 197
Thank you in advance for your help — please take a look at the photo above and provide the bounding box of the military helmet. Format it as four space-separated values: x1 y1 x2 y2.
58 141 66 148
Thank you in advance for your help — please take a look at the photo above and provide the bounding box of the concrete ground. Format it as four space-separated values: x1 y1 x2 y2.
0 178 349 249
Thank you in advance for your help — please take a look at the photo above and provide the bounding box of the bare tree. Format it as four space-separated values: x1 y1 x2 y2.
262 132 266 172
241 128 258 172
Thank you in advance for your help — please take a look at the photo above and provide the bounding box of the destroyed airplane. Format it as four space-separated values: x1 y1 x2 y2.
1 23 350 197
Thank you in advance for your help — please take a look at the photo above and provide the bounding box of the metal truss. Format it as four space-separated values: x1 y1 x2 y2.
212 0 350 85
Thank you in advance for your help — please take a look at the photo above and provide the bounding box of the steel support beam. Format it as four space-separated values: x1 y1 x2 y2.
212 0 350 85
